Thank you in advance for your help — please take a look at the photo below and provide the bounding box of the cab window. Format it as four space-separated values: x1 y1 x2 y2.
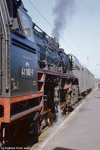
18 8 34 42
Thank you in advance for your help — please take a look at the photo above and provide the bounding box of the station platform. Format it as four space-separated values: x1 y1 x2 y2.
42 88 100 150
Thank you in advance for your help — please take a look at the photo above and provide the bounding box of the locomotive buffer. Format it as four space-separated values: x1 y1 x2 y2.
39 87 100 150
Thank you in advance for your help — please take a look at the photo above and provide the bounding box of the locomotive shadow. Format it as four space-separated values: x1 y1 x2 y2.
53 147 77 150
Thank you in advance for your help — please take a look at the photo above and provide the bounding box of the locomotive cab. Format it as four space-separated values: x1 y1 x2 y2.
0 0 38 97
0 1 44 146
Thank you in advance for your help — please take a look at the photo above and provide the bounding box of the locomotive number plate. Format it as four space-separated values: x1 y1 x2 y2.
21 67 34 78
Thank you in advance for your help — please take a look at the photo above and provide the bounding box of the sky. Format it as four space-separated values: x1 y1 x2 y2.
22 0 100 78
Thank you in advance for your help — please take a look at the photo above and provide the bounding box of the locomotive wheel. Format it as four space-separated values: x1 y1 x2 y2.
68 104 74 112
71 86 78 105
46 112 54 126
32 118 43 136
47 117 51 126
37 121 42 136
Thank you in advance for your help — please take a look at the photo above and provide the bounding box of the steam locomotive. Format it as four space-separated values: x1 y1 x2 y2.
0 0 94 147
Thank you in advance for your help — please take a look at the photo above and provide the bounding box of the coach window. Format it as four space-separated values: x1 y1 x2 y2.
18 8 34 42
